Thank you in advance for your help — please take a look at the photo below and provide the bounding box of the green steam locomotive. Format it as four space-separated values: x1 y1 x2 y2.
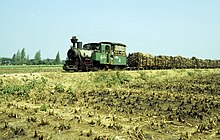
63 36 127 71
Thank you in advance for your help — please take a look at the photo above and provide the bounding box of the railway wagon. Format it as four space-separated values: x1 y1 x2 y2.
127 52 220 69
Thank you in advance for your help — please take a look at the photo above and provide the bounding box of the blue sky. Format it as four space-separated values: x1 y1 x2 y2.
0 0 220 59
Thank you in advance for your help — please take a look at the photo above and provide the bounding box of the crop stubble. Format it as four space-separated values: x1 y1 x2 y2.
0 69 220 139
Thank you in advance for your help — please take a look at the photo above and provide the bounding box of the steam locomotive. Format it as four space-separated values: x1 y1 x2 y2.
63 36 127 72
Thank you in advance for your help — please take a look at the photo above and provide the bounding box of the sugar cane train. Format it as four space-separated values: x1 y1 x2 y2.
63 36 220 72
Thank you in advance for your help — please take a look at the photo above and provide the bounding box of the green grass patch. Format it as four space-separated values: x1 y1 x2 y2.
92 71 131 87
0 65 63 74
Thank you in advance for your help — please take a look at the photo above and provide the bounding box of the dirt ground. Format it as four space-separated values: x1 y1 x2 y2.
0 69 220 140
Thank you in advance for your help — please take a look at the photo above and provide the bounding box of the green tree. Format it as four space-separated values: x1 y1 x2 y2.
16 50 21 64
0 57 12 65
21 48 26 64
11 50 21 65
43 58 55 65
55 51 61 64
12 54 16 64
34 50 41 65
26 54 30 65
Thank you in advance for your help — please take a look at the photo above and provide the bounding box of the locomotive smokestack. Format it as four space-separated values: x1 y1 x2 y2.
70 36 78 48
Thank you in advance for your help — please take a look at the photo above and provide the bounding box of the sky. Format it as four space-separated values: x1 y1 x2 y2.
0 0 220 60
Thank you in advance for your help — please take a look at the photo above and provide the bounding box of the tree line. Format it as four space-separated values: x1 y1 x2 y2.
0 48 63 65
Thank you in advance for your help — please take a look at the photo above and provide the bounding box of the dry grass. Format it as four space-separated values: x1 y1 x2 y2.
0 69 220 139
